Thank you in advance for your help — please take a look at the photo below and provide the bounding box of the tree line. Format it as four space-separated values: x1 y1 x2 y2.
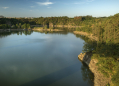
76 13 119 44
0 15 97 29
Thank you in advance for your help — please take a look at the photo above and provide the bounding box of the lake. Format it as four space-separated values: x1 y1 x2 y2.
0 31 94 86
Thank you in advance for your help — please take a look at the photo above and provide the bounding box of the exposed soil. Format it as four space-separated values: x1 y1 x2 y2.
54 25 83 28
73 31 98 41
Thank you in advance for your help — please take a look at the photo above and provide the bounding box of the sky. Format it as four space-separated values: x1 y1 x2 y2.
0 0 119 17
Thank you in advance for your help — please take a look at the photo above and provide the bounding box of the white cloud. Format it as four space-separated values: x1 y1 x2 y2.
2 7 9 9
36 0 53 6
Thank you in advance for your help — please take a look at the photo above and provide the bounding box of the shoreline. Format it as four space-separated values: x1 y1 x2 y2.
73 31 98 41
32 29 63 31
75 31 113 86
54 25 83 28
0 29 64 32
78 52 112 86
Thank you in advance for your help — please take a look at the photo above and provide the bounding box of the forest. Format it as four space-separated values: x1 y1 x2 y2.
0 15 94 29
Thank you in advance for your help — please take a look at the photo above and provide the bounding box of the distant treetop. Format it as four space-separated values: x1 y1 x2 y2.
114 13 119 17
0 15 4 18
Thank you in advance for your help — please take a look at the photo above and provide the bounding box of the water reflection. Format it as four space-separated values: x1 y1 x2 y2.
76 34 95 86
0 31 94 86
0 30 33 38
0 30 71 38
80 61 94 86
75 34 97 53
34 30 69 35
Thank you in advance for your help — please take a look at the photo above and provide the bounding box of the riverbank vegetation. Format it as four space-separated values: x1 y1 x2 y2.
75 13 119 85
75 34 119 86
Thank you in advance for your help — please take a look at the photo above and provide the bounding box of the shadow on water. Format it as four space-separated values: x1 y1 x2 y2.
78 58 94 86
81 62 94 86
20 63 80 86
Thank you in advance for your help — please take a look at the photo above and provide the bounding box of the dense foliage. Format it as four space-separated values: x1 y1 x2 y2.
76 34 119 86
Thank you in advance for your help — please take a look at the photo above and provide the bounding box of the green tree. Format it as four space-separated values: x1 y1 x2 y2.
27 24 30 29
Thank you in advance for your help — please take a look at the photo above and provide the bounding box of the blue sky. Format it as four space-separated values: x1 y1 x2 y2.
0 0 119 17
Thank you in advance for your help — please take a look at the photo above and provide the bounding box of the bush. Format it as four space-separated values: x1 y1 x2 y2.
27 24 31 29
21 23 27 29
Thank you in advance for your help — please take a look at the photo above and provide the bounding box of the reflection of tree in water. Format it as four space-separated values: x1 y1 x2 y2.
22 30 33 35
0 30 33 38
0 30 72 38
34 30 69 35
82 42 96 53
34 27 76 35
81 62 94 86
76 34 95 86
76 34 97 53
0 32 12 38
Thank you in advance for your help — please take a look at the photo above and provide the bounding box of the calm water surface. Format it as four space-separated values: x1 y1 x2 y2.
0 31 94 86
